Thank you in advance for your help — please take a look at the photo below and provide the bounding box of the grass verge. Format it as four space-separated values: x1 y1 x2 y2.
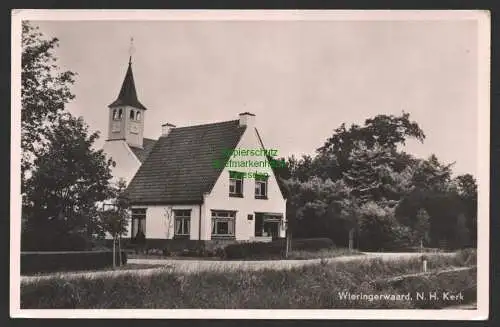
21 249 476 309
22 263 165 277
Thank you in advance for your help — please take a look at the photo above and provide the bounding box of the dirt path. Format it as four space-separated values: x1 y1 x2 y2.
127 252 442 269
21 252 453 283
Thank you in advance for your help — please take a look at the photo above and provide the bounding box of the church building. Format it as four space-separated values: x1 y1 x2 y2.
102 57 157 185
103 56 287 248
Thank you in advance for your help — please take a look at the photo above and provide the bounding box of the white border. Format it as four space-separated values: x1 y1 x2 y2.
10 9 491 320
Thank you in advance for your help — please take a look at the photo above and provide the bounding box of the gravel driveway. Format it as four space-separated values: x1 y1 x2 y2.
128 252 443 272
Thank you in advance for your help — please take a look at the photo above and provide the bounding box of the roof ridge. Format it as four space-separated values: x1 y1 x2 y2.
126 119 246 204
170 119 240 130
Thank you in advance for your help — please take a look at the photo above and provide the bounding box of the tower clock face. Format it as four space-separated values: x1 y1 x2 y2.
111 122 121 133
130 123 139 134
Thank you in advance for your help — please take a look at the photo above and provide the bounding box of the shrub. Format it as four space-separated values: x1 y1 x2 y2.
224 242 283 259
21 231 90 251
21 250 127 274
290 238 335 251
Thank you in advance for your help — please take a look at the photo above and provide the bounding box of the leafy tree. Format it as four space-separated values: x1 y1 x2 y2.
100 179 130 267
277 112 476 251
316 112 425 181
454 174 477 247
342 143 412 206
357 202 401 251
21 22 76 187
455 213 470 249
22 113 113 251
413 208 431 247
411 154 454 192
338 194 361 250
283 177 349 244
286 155 315 182
396 187 465 248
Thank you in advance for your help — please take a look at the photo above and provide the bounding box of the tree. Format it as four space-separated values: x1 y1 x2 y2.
100 179 130 267
454 174 478 247
316 112 425 182
22 113 113 251
411 154 454 192
395 187 466 248
283 177 350 245
413 208 430 247
357 202 400 251
342 143 408 206
338 194 361 250
163 206 174 240
277 112 477 251
21 22 76 187
455 213 470 249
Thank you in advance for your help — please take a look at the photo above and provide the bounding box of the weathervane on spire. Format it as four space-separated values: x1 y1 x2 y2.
128 37 135 64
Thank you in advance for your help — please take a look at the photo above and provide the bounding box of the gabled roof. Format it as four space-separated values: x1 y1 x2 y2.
254 128 287 199
109 60 147 110
129 138 157 163
125 120 246 204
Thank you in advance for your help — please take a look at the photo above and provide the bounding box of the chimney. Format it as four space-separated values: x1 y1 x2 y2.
161 123 176 137
239 112 256 128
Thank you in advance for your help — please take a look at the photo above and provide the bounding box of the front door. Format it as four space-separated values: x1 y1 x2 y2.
263 220 279 238
254 212 282 239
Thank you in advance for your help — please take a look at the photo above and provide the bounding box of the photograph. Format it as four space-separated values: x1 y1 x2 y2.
10 10 490 319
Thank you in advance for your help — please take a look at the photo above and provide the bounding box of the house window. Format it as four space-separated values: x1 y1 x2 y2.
118 109 123 119
131 208 147 243
255 213 283 239
255 174 268 199
229 171 244 197
130 110 135 120
136 111 141 121
211 210 236 239
112 109 118 120
174 209 191 237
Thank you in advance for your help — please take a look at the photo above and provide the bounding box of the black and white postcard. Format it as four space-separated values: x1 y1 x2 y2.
10 9 490 320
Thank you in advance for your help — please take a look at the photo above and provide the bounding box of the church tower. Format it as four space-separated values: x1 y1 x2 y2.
107 55 147 149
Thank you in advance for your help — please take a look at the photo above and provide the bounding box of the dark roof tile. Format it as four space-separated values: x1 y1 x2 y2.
130 138 157 163
126 120 246 204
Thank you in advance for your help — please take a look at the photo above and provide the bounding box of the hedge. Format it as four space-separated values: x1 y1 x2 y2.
287 238 335 251
21 251 127 275
224 238 334 259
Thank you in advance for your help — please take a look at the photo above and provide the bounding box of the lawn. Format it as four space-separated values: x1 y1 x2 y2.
21 249 476 309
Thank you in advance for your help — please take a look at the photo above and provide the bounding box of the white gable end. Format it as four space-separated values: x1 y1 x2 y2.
203 125 287 240
102 140 141 186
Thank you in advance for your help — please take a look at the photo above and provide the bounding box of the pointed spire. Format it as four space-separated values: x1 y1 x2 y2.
109 38 146 110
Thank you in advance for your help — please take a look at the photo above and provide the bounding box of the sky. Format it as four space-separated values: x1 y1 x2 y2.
31 18 480 176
